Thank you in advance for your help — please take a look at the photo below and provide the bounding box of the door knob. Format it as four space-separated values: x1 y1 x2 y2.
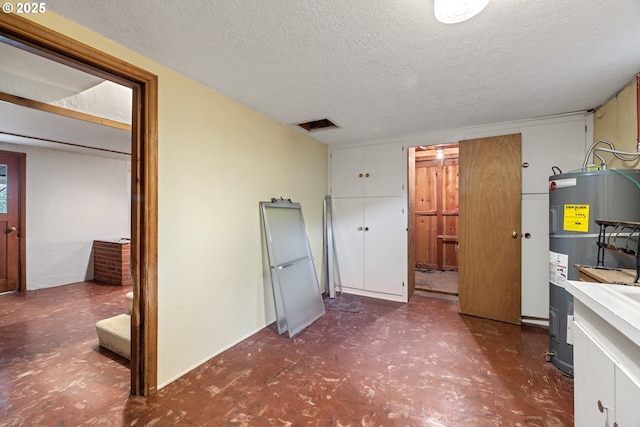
511 231 518 239
6 226 16 233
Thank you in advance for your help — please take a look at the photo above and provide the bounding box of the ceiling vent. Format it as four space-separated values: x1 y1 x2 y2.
296 118 338 132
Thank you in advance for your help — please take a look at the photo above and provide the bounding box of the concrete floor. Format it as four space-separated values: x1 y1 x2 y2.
415 269 458 295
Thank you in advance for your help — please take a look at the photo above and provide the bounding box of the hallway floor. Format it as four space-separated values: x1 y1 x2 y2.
0 283 573 426
415 269 458 295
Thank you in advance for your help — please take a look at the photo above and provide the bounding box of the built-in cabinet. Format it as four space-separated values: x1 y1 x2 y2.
574 323 640 426
332 198 404 296
330 143 404 198
569 282 640 427
330 114 592 308
330 142 405 301
519 120 589 321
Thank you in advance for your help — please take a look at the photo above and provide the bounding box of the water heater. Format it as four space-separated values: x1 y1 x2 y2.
548 169 640 376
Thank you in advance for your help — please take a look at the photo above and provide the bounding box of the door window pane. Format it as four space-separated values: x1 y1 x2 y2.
0 164 7 214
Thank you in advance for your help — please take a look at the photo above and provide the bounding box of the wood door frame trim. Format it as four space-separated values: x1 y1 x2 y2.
0 14 158 396
0 150 26 292
0 91 132 131
407 147 416 299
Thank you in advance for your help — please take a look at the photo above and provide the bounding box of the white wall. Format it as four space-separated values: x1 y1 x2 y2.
0 142 130 289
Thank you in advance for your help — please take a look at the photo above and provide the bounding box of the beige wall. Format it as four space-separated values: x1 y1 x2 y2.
593 78 639 169
24 12 328 387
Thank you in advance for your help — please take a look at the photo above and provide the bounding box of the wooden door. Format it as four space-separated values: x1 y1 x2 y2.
458 134 522 325
0 153 23 293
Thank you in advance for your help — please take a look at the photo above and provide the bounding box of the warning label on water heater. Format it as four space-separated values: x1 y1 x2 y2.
563 204 589 232
549 251 569 287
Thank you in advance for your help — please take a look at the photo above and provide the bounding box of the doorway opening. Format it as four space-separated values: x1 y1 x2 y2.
0 14 158 395
409 143 459 300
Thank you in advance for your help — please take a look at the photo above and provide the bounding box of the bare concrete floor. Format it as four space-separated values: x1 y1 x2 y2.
415 269 458 295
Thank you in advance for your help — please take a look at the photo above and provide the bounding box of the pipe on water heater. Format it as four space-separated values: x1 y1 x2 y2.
636 73 640 152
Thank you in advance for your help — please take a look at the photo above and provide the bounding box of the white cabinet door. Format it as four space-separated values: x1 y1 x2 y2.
574 323 616 427
332 199 365 290
521 194 549 319
614 365 640 426
331 143 404 198
521 120 587 194
332 198 405 296
363 143 404 197
331 147 366 198
364 199 405 296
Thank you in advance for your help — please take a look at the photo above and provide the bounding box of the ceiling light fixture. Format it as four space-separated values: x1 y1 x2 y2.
434 0 489 24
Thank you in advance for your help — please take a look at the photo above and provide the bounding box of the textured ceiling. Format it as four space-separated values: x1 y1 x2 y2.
46 0 640 145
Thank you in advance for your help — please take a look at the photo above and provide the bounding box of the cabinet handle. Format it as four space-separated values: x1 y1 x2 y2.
597 400 610 413
524 232 531 239
365 173 370 177
364 227 369 231
357 227 363 231
358 173 363 178
522 162 529 168
511 231 518 239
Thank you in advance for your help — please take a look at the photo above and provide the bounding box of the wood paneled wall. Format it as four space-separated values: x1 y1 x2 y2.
414 146 459 270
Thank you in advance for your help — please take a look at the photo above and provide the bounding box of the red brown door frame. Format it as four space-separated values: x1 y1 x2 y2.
0 151 25 293
0 14 158 396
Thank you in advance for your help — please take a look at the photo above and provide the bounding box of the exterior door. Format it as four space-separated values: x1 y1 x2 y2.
458 134 522 324
0 152 24 293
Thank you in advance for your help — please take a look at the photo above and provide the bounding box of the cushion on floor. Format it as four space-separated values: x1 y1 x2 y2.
96 313 131 359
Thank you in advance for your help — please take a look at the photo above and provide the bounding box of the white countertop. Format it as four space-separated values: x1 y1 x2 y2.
565 280 640 347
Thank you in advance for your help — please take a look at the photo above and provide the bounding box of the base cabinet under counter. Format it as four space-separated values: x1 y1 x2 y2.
574 322 640 426
568 280 640 426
